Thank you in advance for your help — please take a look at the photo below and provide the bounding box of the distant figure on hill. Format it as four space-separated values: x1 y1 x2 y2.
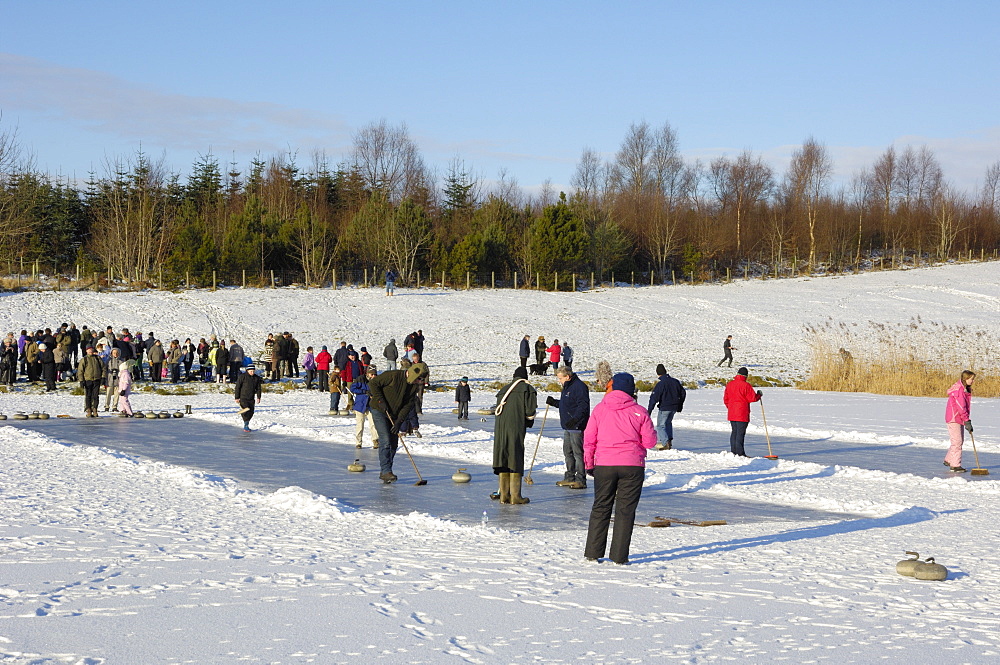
717 335 735 368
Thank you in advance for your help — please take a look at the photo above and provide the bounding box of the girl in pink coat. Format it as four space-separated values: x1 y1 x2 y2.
118 359 135 417
583 372 657 565
944 370 975 472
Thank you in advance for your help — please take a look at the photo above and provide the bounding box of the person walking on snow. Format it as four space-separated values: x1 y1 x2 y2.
717 335 735 367
723 367 761 457
386 268 397 296
383 338 398 371
491 367 537 504
944 370 976 473
648 363 686 450
234 364 263 431
548 366 591 489
583 372 657 565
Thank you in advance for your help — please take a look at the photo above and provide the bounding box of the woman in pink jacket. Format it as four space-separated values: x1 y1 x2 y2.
583 372 657 565
944 370 975 472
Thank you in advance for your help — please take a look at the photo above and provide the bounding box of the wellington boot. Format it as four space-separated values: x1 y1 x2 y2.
499 473 512 504
509 473 530 504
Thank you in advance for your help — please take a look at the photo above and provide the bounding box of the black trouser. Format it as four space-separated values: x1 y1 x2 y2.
729 420 749 456
585 466 645 564
170 363 181 383
457 401 469 419
718 350 733 367
150 362 162 381
42 363 57 391
183 358 193 379
520 356 528 368
305 369 316 388
239 398 255 423
229 361 241 384
82 380 102 412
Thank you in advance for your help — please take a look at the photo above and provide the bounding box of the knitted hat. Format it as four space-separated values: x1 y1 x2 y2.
513 367 528 380
246 364 256 370
655 363 666 376
461 376 468 382
611 372 636 395
406 364 428 383
737 367 749 376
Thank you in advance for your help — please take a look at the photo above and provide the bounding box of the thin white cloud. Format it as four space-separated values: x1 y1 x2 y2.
0 53 353 157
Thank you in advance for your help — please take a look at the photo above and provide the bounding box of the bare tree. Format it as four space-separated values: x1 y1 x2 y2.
570 147 607 208
710 150 773 258
350 120 428 202
785 137 833 271
0 120 40 263
933 185 967 260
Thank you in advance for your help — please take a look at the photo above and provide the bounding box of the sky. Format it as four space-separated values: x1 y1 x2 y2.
2 0 999 194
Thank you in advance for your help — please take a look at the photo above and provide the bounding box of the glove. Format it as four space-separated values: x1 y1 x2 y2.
119 390 126 397
390 424 401 436
586 468 595 477
965 420 973 433
545 396 558 407
756 390 763 399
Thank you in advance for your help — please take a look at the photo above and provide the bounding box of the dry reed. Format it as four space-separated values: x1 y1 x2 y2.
800 317 1000 398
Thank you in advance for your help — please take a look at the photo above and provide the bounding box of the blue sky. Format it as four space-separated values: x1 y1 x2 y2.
1 0 998 193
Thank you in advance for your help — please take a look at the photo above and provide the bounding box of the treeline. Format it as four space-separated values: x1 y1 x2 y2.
2 119 999 286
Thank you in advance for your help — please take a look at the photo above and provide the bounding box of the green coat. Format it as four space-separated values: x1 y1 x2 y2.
492 379 537 474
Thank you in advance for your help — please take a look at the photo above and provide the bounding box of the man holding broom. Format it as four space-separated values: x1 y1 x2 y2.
368 364 427 484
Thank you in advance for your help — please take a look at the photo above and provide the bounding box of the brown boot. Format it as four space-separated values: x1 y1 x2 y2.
499 473 512 504
510 473 530 504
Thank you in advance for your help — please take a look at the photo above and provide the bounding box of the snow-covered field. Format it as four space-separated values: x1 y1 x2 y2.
2 263 999 663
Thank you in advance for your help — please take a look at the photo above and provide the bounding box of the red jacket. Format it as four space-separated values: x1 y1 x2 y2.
315 350 332 371
723 374 760 422
547 344 562 363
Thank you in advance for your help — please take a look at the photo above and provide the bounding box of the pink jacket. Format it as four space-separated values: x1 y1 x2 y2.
547 344 562 363
583 390 658 469
118 366 133 395
945 380 971 424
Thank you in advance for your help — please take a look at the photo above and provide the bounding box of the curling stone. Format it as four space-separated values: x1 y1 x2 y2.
134 411 145 418
27 411 40 420
184 404 192 414
347 459 366 472
896 551 923 577
38 412 50 420
13 412 27 420
173 411 184 418
145 411 157 419
452 468 472 483
451 408 460 414
913 557 948 581
476 407 496 415
338 409 351 416
0 413 6 420
157 411 170 419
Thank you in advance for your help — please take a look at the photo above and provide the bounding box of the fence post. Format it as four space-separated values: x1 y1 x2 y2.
93 272 98 291
590 272 594 290
242 269 246 288
611 272 615 287
554 271 558 292
536 272 540 290
513 272 518 289
76 264 80 283
466 271 470 290
212 271 217 291
332 269 337 289
416 270 420 288
744 264 748 280
270 270 275 288
109 266 114 284
55 264 60 291
158 266 163 288
441 270 445 289
572 273 576 292
491 271 495 289
671 270 675 285
364 268 368 286
727 267 731 283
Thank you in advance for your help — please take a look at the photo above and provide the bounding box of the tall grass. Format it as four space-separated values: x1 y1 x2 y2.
800 317 1000 397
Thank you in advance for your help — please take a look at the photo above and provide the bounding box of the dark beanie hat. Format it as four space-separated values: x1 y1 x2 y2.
513 366 528 380
737 367 749 376
655 363 666 375
611 372 635 395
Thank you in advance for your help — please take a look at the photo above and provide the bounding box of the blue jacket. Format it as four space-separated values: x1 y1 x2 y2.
648 374 686 413
519 338 530 358
551 374 590 431
351 378 371 413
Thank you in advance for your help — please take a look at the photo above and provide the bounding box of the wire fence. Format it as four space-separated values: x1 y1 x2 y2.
2 249 998 293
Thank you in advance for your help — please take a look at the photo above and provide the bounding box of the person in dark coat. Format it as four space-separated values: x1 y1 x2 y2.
37 343 57 392
547 366 591 489
0 338 17 386
332 341 349 371
215 344 230 384
491 366 537 504
383 338 398 371
454 376 471 420
518 335 530 369
228 340 245 383
77 345 105 417
413 330 425 358
534 336 547 364
717 335 735 367
647 363 686 450
368 364 427 483
233 364 263 431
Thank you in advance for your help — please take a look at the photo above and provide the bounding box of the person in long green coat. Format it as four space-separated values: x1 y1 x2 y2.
492 366 537 504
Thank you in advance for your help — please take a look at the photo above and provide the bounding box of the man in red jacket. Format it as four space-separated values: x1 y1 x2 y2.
723 367 762 457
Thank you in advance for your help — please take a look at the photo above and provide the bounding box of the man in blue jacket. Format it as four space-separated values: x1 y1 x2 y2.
546 366 591 489
647 363 686 450
518 335 530 369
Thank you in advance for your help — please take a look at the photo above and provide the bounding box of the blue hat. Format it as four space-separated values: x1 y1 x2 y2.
611 372 635 395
